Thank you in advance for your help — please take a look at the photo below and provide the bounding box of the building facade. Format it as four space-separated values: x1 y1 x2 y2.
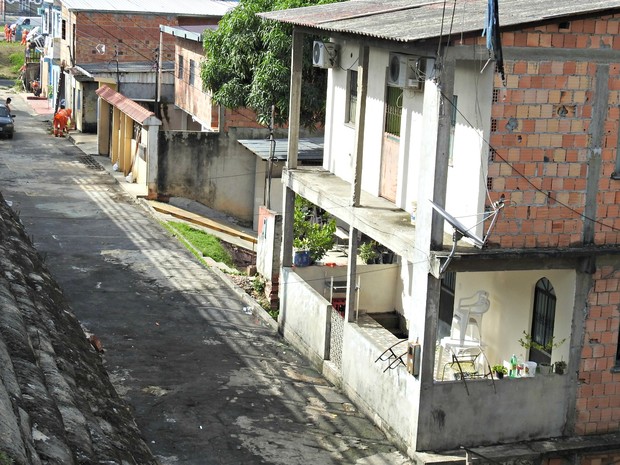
262 0 620 462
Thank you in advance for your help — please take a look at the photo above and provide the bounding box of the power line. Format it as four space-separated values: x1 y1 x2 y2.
439 89 620 234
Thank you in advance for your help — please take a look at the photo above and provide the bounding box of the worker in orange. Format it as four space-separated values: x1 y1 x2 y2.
21 29 28 46
53 107 71 137
4 24 11 43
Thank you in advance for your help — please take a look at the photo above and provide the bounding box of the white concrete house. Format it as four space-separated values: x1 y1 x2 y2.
261 0 620 463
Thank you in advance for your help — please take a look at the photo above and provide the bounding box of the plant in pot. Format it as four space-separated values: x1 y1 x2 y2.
554 360 567 375
492 364 508 379
359 241 379 264
518 331 566 374
293 196 336 266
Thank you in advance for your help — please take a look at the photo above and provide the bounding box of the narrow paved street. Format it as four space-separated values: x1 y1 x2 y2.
0 93 412 465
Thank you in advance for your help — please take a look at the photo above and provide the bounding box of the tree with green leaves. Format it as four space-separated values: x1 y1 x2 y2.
201 0 341 129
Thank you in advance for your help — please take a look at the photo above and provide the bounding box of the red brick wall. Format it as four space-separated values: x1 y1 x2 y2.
223 107 264 132
462 15 620 249
74 12 178 64
462 15 620 442
544 450 620 465
577 263 620 436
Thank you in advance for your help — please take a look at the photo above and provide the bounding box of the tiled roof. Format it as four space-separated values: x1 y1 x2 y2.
259 0 620 42
0 194 157 465
96 85 160 126
61 0 237 16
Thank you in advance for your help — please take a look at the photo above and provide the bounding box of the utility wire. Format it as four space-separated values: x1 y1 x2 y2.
439 89 620 233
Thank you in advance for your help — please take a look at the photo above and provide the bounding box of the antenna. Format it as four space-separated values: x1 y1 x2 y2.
430 200 484 248
429 198 504 276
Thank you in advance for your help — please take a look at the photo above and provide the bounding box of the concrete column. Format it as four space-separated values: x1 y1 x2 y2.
122 114 132 175
111 106 120 164
344 228 359 323
351 45 369 207
282 186 294 268
286 28 303 170
97 98 110 156
430 57 455 250
583 64 608 244
145 123 159 199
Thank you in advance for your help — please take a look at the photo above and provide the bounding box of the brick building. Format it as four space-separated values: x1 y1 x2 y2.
39 0 235 133
260 0 620 462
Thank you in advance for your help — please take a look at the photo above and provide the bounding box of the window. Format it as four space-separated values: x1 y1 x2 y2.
178 55 184 80
384 86 402 137
61 19 66 40
346 70 358 125
189 59 195 86
438 271 456 339
529 278 557 364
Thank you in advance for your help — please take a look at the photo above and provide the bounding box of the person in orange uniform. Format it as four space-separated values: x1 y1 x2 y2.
21 29 28 46
4 24 11 43
53 107 70 137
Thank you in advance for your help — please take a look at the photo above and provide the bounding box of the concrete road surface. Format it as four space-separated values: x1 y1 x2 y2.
0 94 412 465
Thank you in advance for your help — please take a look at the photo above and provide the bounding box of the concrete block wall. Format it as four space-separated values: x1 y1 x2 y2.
461 14 620 249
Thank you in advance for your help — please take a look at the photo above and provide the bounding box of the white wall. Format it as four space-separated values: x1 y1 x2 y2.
341 320 418 452
279 268 330 367
445 60 494 238
455 269 576 367
295 263 399 313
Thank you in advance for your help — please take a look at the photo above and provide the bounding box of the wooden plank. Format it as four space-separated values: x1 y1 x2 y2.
148 201 257 244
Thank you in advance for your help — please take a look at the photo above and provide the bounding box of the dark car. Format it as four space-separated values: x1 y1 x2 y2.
0 104 15 139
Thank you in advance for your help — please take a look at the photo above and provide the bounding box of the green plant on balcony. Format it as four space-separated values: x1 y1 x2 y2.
518 331 566 352
359 241 379 264
293 196 335 263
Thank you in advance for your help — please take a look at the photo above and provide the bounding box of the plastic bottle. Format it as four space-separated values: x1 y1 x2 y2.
510 354 518 377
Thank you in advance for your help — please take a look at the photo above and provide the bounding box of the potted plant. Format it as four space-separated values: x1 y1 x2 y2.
554 360 567 375
359 241 379 264
293 196 336 265
538 362 553 375
492 364 508 379
518 331 566 353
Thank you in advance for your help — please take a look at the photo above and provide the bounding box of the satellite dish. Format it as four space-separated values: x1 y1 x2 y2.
430 200 484 248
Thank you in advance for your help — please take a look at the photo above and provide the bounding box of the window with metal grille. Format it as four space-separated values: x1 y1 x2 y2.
438 271 457 339
178 55 184 80
346 70 358 125
529 278 556 364
384 86 402 137
189 59 195 86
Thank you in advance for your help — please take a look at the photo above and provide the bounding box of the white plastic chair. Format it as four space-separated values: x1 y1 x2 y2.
451 290 490 345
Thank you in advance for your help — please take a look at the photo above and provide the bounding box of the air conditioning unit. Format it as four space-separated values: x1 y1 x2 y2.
388 53 426 89
312 41 338 69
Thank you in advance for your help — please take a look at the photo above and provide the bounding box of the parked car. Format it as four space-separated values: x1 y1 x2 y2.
11 17 42 40
0 104 15 139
